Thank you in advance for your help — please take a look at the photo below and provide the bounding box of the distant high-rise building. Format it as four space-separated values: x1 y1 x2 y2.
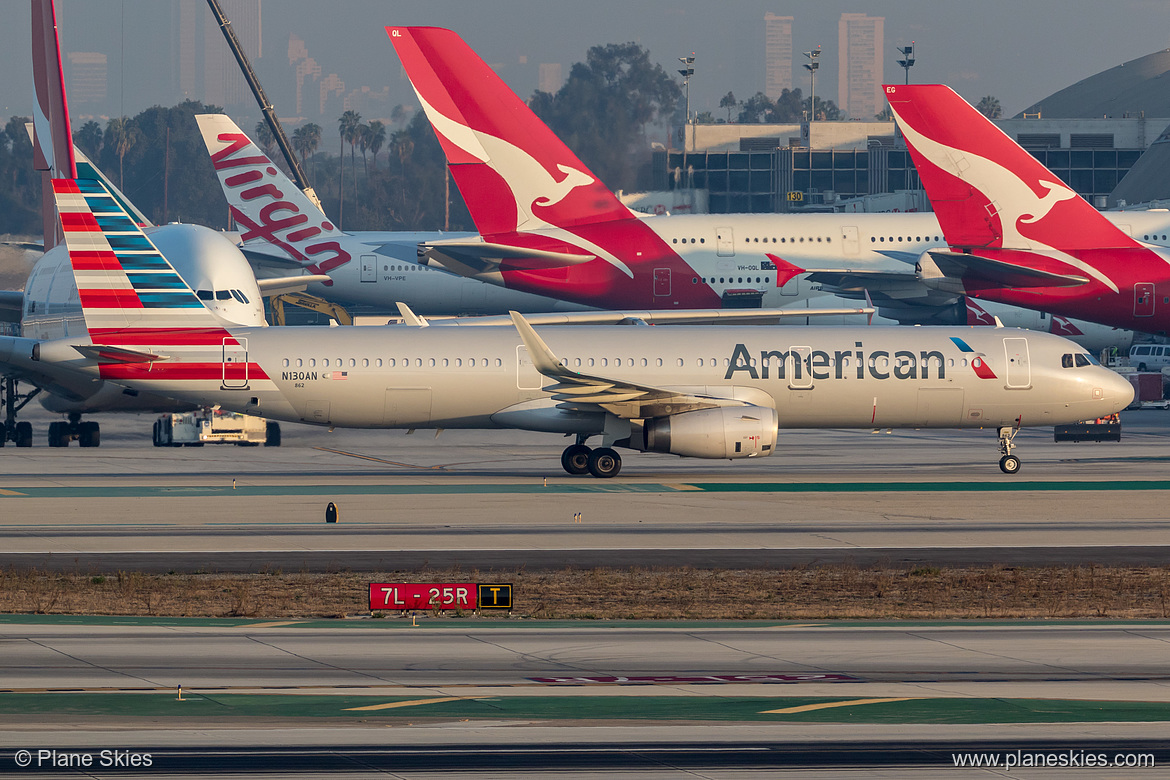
289 33 321 117
203 0 262 108
838 12 883 120
319 73 345 117
66 52 107 106
538 63 563 94
764 13 794 100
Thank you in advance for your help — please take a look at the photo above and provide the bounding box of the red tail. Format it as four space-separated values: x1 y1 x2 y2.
31 0 76 250
387 26 631 234
884 84 1138 253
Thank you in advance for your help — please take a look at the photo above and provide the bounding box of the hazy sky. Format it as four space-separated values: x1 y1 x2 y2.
3 0 1169 133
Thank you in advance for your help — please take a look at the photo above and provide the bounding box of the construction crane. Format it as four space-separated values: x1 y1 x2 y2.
205 0 323 213
269 292 353 327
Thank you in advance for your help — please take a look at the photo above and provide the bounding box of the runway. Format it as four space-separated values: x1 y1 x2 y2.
2 409 1170 572
2 617 1170 777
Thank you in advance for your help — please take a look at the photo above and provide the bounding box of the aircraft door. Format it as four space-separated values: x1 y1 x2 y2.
360 254 378 283
1003 337 1031 388
222 337 249 389
841 226 860 256
788 346 812 389
1134 282 1155 317
716 227 734 257
653 268 671 297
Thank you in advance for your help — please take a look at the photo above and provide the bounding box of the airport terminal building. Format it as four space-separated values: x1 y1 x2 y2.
647 48 1170 215
652 116 1161 214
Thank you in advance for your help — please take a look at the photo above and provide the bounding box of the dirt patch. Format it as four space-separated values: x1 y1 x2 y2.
3 565 1170 620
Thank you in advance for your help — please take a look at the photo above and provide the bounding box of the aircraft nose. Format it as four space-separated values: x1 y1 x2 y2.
1100 369 1135 412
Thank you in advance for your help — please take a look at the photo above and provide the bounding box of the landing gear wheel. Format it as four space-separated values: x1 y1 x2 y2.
587 447 622 479
264 421 282 447
78 421 100 448
561 444 592 475
999 455 1021 474
47 421 66 448
15 422 32 448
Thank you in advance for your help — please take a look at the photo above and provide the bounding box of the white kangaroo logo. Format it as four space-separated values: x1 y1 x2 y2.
892 104 1118 292
413 88 632 276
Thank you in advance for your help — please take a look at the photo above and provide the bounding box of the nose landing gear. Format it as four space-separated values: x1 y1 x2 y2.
997 424 1021 474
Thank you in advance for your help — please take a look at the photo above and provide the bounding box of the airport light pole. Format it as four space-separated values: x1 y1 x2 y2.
896 42 916 84
803 46 821 123
678 53 695 188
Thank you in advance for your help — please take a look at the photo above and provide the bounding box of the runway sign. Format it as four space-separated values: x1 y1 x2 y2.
368 582 513 611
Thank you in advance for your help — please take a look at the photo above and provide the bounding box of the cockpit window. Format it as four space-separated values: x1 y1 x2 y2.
1062 353 1073 368
1063 352 1097 368
196 290 213 301
215 290 231 300
1075 353 1092 367
231 290 250 305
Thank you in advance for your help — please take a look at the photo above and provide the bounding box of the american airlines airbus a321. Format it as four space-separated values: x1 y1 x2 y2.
25 176 1132 476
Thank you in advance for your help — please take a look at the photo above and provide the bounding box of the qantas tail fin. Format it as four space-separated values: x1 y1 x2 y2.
387 26 632 235
31 0 76 250
52 177 222 336
884 84 1139 253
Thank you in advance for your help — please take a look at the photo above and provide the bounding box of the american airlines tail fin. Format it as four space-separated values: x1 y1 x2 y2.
387 26 633 235
52 177 223 336
31 0 76 250
195 113 351 277
885 84 1139 253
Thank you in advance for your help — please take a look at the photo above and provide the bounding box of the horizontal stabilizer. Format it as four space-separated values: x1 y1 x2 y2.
255 274 332 297
420 239 595 276
72 344 168 363
238 246 306 269
927 250 1089 288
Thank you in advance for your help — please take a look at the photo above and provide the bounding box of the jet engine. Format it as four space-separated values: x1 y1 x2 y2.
640 405 778 459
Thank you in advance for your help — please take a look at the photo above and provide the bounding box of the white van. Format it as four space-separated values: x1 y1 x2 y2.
1129 344 1170 371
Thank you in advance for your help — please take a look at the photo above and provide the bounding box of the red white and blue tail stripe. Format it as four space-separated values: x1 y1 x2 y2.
52 178 221 332
52 176 271 389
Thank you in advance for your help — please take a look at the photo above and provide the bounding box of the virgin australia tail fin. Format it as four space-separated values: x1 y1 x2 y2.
196 113 352 276
387 26 632 235
885 84 1138 253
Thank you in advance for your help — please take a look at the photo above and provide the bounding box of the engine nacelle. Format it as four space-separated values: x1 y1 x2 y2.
641 405 778 459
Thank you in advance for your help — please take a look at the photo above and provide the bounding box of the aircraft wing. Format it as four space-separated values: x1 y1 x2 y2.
509 312 764 419
927 250 1090 288
396 303 874 328
419 239 595 276
0 291 23 323
238 244 306 269
255 274 333 297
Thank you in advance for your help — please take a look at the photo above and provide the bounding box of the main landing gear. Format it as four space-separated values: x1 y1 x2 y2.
997 424 1021 474
47 413 100 448
1 377 37 448
560 437 622 478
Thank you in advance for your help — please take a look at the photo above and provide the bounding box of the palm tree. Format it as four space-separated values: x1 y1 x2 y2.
292 125 311 166
254 120 276 155
104 117 139 189
339 109 362 192
975 96 1003 119
357 123 371 178
391 129 414 216
337 111 360 227
366 120 386 171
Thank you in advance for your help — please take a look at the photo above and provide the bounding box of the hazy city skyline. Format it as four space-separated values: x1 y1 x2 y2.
2 0 1169 132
